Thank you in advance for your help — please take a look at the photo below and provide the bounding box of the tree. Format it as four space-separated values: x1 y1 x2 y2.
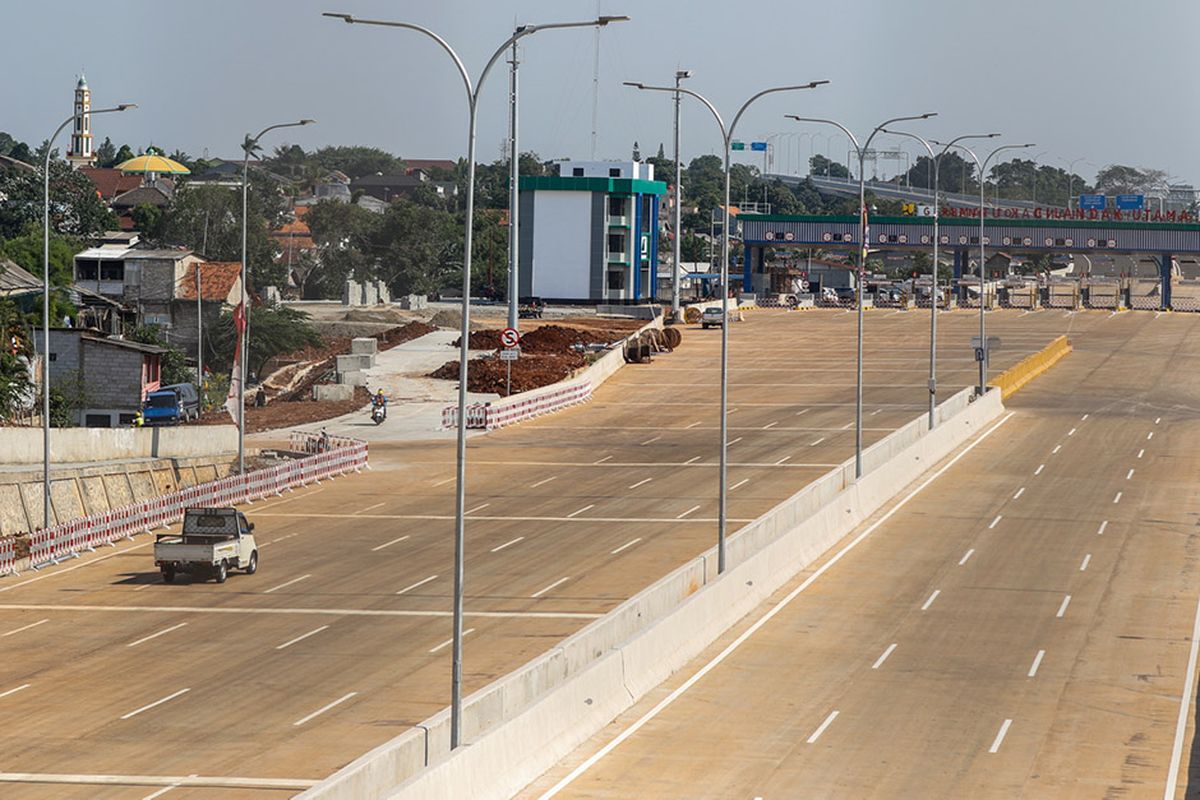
0 132 29 159
370 198 459 295
209 304 321 379
1094 164 1168 197
900 152 978 194
112 144 135 166
0 159 117 239
130 203 163 237
809 154 850 179
310 145 402 179
0 297 36 421
155 175 286 286
95 137 117 168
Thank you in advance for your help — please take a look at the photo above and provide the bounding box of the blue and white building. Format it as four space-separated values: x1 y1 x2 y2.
518 161 666 303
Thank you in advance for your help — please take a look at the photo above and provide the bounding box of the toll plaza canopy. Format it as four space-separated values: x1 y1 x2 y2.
739 211 1200 301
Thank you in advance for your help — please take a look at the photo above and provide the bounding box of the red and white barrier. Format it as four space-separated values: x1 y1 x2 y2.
9 437 369 575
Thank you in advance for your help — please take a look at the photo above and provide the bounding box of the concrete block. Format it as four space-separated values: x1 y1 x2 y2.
350 338 378 356
314 384 354 402
376 281 391 304
399 294 427 310
335 354 373 374
263 285 282 306
342 280 362 306
339 371 368 387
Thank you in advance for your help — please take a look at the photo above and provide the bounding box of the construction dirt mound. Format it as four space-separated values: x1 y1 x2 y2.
197 386 370 434
429 352 587 397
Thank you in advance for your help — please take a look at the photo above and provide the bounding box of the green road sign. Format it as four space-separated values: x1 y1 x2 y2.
731 141 745 151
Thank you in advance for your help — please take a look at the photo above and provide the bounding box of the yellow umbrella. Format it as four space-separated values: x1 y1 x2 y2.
115 153 191 175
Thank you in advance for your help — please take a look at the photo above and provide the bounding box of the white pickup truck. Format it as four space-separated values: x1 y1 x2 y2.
154 507 259 584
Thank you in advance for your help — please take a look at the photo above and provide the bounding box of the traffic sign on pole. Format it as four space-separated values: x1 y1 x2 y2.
1116 194 1145 211
1079 194 1106 210
499 348 520 361
500 327 521 349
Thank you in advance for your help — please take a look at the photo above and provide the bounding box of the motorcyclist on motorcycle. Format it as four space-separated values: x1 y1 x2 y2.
371 388 388 422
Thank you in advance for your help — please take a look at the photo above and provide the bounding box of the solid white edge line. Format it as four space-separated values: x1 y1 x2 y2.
1028 650 1045 678
534 411 1016 799
120 688 190 720
276 625 329 650
127 622 188 648
871 643 897 670
1163 592 1200 799
989 718 1013 753
806 710 840 744
292 692 358 727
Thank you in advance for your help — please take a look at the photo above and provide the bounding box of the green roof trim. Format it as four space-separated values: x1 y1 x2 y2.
739 213 1200 233
520 175 667 196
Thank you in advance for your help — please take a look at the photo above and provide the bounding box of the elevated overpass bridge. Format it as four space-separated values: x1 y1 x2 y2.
739 212 1200 309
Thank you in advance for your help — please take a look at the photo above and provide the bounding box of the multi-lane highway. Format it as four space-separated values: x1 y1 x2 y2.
0 308 1108 798
524 311 1200 799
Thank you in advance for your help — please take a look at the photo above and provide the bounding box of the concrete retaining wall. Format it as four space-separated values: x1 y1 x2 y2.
0 426 238 466
0 453 238 536
300 388 1005 800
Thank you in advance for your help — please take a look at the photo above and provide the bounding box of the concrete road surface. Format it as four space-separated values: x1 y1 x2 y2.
523 310 1200 799
0 308 1103 798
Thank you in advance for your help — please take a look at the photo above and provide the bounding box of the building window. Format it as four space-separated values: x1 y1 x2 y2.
608 196 625 217
48 353 57 362
99 261 125 281
118 413 137 426
609 167 621 177
76 259 100 280
572 167 584 177
85 414 111 428
607 233 625 253
607 271 625 290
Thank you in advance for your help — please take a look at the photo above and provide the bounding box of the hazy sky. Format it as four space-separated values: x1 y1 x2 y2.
5 0 1198 187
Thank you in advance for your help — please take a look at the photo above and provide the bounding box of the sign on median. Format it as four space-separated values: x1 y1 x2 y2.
1079 194 1106 210
499 348 520 362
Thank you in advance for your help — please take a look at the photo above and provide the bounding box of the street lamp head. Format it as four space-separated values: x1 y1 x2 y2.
676 69 693 80
807 80 831 89
597 15 631 25
299 119 316 126
623 81 646 90
322 12 355 23
116 104 137 111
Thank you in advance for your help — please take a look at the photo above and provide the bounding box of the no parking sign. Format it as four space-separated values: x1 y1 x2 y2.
500 327 521 348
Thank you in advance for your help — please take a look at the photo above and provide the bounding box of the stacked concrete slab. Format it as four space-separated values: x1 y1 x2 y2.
376 281 391 304
334 338 378 387
399 294 427 310
342 280 362 306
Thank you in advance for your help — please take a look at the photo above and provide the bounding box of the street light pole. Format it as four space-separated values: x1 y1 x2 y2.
938 141 1034 395
884 131 998 430
507 38 520 330
671 69 691 323
628 79 828 574
41 102 135 533
240 119 315 475
788 113 936 478
325 11 628 751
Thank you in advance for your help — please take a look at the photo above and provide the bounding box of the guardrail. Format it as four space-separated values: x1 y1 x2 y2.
5 436 368 575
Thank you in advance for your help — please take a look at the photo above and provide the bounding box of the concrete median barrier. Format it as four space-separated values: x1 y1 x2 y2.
990 335 1072 400
0 425 238 465
299 389 1004 800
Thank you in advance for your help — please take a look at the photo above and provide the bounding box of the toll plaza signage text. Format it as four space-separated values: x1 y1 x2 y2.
939 205 1198 224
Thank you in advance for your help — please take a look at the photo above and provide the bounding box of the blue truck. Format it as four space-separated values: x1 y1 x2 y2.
141 383 200 426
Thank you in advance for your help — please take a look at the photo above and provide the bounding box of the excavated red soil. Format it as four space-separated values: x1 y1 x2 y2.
430 352 587 397
197 386 371 433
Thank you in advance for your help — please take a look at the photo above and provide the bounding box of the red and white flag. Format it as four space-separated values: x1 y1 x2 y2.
224 301 247 425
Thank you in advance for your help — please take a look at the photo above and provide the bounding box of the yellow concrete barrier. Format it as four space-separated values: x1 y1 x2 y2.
991 335 1072 400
